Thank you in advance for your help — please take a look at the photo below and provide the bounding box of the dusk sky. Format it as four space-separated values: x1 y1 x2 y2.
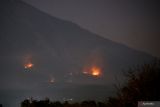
23 0 160 57
0 0 159 107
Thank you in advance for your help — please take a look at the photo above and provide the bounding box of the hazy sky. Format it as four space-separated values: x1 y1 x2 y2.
22 0 160 57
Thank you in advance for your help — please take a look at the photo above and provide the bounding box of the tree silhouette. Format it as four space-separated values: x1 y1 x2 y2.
106 59 160 107
21 99 30 107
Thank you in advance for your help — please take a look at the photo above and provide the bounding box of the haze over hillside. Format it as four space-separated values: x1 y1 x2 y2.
23 0 160 58
0 0 154 107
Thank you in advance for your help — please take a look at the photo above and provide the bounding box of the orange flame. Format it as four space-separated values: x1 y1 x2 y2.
24 62 33 69
91 66 101 76
83 65 102 77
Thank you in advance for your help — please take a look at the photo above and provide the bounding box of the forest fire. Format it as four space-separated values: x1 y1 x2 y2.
50 78 55 84
83 66 102 77
91 66 101 77
24 62 33 69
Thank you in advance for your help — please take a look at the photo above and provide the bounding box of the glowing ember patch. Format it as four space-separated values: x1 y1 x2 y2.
50 78 55 84
91 66 101 76
83 71 88 74
50 79 54 83
24 63 33 69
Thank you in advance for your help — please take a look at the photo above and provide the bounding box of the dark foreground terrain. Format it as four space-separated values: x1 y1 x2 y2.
19 60 160 107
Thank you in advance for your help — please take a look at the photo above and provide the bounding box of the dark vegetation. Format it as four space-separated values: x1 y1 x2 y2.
21 99 106 107
21 60 160 107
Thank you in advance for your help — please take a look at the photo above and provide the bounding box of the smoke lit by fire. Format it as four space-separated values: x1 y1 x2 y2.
50 77 55 84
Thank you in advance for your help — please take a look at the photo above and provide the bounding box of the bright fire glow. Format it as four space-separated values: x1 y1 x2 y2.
24 63 33 69
91 66 101 76
83 66 102 77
